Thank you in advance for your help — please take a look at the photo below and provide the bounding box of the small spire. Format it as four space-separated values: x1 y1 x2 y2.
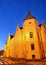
8 32 11 36
27 10 31 16
27 10 31 18
42 20 44 24
42 20 44 26
16 24 19 31
7 32 11 41
42 20 45 27
17 24 19 28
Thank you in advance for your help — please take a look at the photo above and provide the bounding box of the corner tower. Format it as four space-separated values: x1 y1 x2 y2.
23 11 42 60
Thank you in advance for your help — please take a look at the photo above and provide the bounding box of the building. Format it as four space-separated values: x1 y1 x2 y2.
0 50 4 57
4 11 46 60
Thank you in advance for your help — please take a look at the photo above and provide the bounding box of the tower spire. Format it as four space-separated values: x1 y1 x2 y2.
24 10 36 20
27 10 31 16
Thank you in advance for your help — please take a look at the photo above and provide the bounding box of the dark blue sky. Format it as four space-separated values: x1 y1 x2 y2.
0 0 46 50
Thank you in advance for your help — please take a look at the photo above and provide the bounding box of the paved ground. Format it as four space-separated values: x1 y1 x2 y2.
0 57 46 65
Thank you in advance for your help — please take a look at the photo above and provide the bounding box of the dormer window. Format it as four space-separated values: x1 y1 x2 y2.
30 32 33 38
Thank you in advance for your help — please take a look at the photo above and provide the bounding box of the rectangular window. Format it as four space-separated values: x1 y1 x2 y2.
31 44 34 50
32 55 35 59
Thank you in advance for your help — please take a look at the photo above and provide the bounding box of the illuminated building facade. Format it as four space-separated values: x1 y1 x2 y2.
4 11 46 60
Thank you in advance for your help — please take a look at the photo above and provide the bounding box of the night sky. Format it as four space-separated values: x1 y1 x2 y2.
0 0 46 50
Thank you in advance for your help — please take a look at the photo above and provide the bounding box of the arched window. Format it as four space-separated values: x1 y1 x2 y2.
31 43 34 50
30 32 33 38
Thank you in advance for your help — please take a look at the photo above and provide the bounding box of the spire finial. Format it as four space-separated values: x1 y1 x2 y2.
28 10 31 15
42 20 45 27
17 24 19 28
42 20 44 26
42 20 44 24
8 32 11 36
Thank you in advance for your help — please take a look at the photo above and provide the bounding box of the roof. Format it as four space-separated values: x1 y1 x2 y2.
20 27 23 29
10 27 23 39
39 24 42 27
10 35 14 39
24 11 36 20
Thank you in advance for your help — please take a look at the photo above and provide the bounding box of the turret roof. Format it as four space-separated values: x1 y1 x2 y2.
24 11 36 20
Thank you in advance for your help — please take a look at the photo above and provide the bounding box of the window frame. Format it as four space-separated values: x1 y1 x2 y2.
31 43 34 50
30 32 33 38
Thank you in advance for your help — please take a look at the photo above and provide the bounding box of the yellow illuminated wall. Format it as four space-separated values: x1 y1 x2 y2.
4 12 46 60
